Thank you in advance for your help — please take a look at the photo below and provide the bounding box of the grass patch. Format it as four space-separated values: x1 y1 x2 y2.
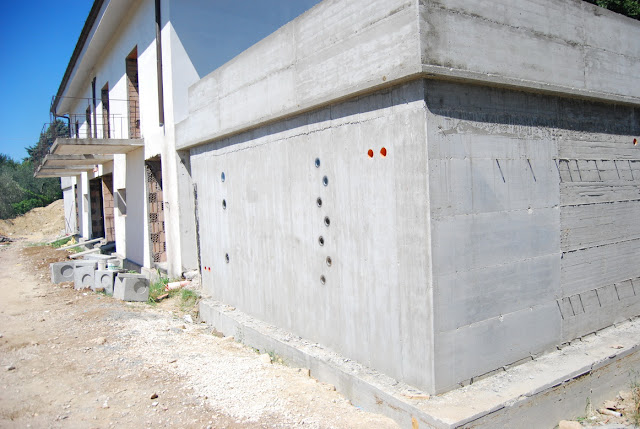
180 288 199 310
50 237 73 248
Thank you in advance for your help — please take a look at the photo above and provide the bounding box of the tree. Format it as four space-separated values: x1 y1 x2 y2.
585 0 640 19
25 119 69 167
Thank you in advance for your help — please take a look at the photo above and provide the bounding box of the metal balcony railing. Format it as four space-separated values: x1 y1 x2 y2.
48 96 141 141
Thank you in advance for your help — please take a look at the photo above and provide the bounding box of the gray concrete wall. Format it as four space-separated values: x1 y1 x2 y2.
191 81 435 392
425 80 640 392
419 0 640 104
177 0 420 150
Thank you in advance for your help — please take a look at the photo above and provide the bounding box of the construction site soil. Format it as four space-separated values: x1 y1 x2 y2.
0 201 636 428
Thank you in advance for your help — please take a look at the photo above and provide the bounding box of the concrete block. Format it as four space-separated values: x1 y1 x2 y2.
94 270 116 295
113 273 149 302
74 261 97 290
50 261 75 284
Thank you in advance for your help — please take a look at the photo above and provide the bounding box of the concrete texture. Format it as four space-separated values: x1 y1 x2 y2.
73 261 97 290
50 261 75 284
176 0 639 411
94 270 117 295
113 273 149 302
201 299 640 429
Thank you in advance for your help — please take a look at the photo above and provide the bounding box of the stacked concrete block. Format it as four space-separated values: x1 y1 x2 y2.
50 261 75 284
74 261 97 290
94 270 117 295
113 273 149 302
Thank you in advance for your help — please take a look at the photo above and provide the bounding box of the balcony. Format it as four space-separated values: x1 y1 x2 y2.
35 97 144 178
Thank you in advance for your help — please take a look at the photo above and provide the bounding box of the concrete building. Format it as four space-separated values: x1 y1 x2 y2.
41 0 640 425
176 0 640 397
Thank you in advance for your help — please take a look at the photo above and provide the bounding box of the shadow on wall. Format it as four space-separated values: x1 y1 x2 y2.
424 80 640 135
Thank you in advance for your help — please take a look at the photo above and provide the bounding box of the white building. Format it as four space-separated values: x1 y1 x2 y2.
38 0 318 276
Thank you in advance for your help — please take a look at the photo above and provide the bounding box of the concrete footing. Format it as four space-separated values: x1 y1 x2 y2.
200 299 640 428
73 261 97 290
50 261 75 283
113 273 149 302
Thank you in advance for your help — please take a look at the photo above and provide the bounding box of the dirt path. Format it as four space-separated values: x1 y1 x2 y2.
0 241 398 428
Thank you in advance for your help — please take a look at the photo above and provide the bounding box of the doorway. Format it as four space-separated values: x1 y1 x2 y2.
89 177 105 239
102 174 115 242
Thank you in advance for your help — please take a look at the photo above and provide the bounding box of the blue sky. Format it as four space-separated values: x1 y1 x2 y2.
0 1 93 161
0 0 321 162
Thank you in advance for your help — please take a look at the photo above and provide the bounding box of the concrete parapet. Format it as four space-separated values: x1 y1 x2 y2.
94 270 117 295
50 261 75 284
73 261 97 290
113 273 149 302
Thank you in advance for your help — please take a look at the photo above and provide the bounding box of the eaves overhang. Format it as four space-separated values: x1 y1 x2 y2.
51 0 141 115
50 138 144 156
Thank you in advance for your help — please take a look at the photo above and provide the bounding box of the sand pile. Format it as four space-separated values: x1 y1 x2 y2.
0 199 65 240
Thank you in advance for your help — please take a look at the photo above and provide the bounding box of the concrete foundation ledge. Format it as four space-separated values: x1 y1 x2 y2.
199 299 640 428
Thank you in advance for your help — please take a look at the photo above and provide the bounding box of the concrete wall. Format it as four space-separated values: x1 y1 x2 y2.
191 81 435 392
176 0 421 150
418 0 640 104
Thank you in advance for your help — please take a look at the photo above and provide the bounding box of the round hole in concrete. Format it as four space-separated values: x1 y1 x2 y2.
222 199 227 210
225 253 230 264
315 158 321 168
326 256 332 267
320 275 326 285
367 149 374 158
134 281 147 294
324 216 330 227
316 197 322 208
380 147 387 157
61 265 74 277
82 274 92 285
318 236 325 246
221 172 226 182
322 176 329 186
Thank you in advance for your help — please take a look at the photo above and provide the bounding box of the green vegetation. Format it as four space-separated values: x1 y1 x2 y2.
0 120 68 219
180 288 199 310
585 0 640 19
49 237 73 248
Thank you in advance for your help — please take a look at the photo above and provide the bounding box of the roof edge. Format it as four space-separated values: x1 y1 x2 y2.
51 0 106 115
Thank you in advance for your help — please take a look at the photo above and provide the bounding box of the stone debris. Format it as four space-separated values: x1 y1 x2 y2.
183 314 193 324
558 420 582 429
259 353 272 365
151 393 158 399
6 365 16 371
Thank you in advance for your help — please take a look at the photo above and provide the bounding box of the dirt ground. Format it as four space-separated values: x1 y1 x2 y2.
0 202 398 429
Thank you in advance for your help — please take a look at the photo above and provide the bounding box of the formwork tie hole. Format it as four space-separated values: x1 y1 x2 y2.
316 197 322 208
221 172 226 182
225 253 230 263
380 147 387 157
320 275 326 285
318 236 324 246
222 199 227 210
323 176 329 186
315 158 321 168
326 256 332 267
368 149 374 158
324 217 330 227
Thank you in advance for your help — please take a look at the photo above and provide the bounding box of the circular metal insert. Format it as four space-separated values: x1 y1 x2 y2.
322 176 329 186
318 236 325 246
315 158 321 168
324 216 330 227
